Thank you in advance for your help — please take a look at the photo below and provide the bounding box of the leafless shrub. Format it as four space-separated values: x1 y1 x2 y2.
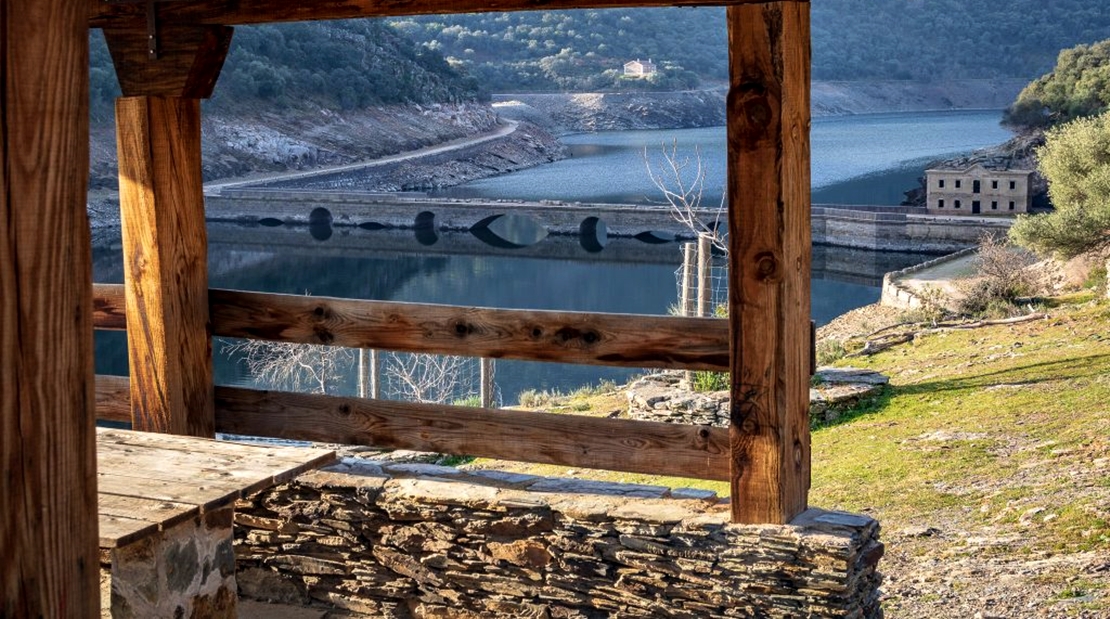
955 234 1043 317
224 339 353 395
643 139 727 253
384 352 473 404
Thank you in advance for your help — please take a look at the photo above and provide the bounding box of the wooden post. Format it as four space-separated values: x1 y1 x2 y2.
359 348 381 399
107 25 231 437
0 0 100 613
697 234 713 317
480 358 495 408
681 242 697 316
725 1 812 524
117 96 215 436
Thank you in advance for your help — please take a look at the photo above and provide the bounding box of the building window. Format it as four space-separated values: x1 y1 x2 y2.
938 199 945 208
1010 181 1016 190
955 200 962 209
955 179 962 188
1009 201 1015 210
973 180 981 194
991 201 998 210
939 179 945 188
992 180 999 189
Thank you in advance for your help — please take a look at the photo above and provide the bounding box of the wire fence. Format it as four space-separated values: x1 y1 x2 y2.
673 238 729 318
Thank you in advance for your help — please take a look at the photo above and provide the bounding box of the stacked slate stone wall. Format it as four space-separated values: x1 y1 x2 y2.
234 461 884 618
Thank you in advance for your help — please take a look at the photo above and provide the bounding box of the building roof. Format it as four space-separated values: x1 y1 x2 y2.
925 161 1034 176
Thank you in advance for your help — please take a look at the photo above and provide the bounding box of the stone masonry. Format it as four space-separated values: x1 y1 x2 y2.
627 368 889 427
234 461 884 618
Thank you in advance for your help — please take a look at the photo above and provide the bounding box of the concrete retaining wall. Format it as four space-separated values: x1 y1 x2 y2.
234 463 884 618
880 248 978 309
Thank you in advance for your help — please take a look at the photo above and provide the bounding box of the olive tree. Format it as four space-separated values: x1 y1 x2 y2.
1010 111 1110 258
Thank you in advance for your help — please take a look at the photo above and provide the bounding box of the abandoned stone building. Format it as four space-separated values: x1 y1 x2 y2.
925 162 1033 216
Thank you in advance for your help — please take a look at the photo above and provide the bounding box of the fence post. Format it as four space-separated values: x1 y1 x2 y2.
697 234 713 317
358 348 380 399
480 358 495 408
681 242 697 316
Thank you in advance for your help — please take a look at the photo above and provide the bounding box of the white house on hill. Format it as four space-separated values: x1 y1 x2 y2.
623 59 657 78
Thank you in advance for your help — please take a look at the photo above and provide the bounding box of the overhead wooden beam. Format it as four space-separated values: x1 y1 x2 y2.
1 0 100 613
90 0 802 28
92 284 732 371
116 96 215 436
725 1 812 524
104 22 233 98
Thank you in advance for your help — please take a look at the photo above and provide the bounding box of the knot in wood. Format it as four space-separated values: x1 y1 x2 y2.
454 322 471 337
794 439 804 467
312 305 332 320
313 326 335 345
755 253 779 281
742 96 772 128
582 331 599 344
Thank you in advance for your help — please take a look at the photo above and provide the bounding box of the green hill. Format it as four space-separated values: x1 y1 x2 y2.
1004 39 1110 129
89 19 485 121
389 1 1110 91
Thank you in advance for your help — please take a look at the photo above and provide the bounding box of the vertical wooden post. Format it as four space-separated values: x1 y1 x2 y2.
117 96 215 437
480 358 495 408
681 242 697 316
359 348 381 399
0 0 100 613
725 1 812 524
697 234 713 317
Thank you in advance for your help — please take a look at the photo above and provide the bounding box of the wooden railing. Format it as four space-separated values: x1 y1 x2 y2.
93 284 732 481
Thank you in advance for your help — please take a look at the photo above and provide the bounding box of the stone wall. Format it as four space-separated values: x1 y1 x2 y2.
627 369 889 427
234 462 884 618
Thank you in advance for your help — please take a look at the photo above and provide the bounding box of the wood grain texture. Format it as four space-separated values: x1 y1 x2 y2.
0 0 100 614
90 0 796 28
116 96 215 436
104 23 232 97
216 386 731 481
726 1 811 524
92 284 730 371
96 374 132 422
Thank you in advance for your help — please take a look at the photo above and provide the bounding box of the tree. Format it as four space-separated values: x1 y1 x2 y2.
1009 111 1110 258
643 139 727 252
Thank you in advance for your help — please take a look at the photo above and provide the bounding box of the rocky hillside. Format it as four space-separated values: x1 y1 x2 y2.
493 80 1026 134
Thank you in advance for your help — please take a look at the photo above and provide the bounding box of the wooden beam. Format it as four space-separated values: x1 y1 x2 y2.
1 0 100 613
90 0 800 29
215 386 730 481
104 23 232 98
92 284 731 371
725 1 811 524
116 96 214 436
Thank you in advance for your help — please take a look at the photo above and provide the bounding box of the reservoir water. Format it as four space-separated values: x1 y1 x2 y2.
94 110 1012 404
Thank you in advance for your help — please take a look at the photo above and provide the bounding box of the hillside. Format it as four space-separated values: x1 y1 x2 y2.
1005 38 1110 129
389 1 1110 91
90 20 484 123
467 291 1110 616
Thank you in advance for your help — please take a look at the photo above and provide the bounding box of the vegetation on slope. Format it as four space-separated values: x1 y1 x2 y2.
89 19 485 121
1004 39 1110 129
389 0 1110 92
1010 111 1110 258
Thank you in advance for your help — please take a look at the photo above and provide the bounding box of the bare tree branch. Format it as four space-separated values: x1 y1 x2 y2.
643 139 728 253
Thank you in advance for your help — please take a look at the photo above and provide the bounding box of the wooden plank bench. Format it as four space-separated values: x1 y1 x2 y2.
96 427 335 618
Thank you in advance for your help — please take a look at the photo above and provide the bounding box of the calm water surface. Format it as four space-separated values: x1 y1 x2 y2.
95 111 1011 403
433 110 1014 206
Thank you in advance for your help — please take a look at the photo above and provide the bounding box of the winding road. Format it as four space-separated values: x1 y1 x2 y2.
203 119 519 197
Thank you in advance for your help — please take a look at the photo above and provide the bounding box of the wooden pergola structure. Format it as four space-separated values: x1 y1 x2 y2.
1 0 809 613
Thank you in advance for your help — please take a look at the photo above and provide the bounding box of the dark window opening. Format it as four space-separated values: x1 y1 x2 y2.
955 179 962 188
938 199 945 208
991 180 999 189
973 180 981 193
991 201 998 210
972 200 981 213
955 200 962 208
1010 181 1016 190
939 179 945 188
1009 201 1015 210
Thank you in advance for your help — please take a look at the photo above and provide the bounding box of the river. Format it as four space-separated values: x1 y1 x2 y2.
94 110 1013 404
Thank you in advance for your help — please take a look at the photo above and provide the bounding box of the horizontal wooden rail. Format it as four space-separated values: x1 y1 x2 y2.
94 376 729 481
93 283 730 371
90 0 778 29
